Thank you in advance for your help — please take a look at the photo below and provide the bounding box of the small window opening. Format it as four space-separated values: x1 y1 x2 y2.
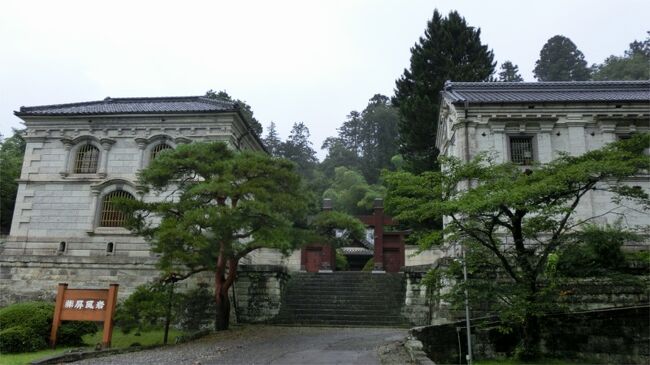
527 105 535 109
510 136 534 165
615 105 622 108
58 241 66 254
106 242 114 254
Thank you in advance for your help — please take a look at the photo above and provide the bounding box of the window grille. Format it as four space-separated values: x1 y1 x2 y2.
100 190 134 227
74 144 99 173
151 143 172 160
510 136 534 165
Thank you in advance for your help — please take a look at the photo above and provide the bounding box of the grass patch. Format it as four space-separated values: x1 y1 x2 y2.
0 328 184 365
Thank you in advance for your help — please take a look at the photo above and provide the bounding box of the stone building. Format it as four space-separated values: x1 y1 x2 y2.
436 80 650 231
0 96 265 304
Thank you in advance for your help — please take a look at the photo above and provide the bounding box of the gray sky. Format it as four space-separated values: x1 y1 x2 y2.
1 0 648 158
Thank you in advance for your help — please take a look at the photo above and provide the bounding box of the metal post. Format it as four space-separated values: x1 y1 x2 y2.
462 246 473 365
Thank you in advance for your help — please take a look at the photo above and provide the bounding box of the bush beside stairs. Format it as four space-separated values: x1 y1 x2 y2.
274 271 408 327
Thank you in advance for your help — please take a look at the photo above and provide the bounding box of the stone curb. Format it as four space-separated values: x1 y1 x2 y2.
405 337 435 365
31 330 211 365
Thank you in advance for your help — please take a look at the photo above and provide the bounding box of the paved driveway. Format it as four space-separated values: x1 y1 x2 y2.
76 326 409 365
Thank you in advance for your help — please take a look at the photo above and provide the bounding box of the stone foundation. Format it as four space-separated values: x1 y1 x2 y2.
233 264 288 323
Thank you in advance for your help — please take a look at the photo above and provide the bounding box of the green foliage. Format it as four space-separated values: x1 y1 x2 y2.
278 122 319 181
335 250 349 271
498 61 524 82
384 134 650 356
592 33 650 80
322 94 399 184
533 35 591 81
311 210 366 248
115 284 170 334
205 89 263 136
0 301 97 352
322 167 385 215
0 326 45 353
262 122 282 157
393 9 495 173
117 141 315 330
362 258 374 272
556 224 642 277
177 283 216 331
0 130 26 234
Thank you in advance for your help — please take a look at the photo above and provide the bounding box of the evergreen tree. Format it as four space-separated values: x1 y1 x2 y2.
592 32 650 80
0 130 26 234
205 89 263 136
279 122 318 179
533 35 591 81
393 10 495 173
263 122 282 156
498 61 524 82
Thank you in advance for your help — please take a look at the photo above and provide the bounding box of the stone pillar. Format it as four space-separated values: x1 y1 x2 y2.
135 138 148 170
598 120 617 144
88 188 101 232
537 121 555 163
566 116 587 156
490 121 507 163
60 138 73 177
373 198 385 272
99 138 116 178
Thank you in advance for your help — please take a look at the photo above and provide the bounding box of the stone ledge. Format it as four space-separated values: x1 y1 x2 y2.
238 264 287 273
0 255 158 265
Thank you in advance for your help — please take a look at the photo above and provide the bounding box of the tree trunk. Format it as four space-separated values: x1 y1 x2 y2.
215 287 230 331
519 311 541 360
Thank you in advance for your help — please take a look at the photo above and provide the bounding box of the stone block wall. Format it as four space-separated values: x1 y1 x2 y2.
233 264 288 323
411 306 650 364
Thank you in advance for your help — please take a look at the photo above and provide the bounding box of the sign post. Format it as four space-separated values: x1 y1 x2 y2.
49 283 119 349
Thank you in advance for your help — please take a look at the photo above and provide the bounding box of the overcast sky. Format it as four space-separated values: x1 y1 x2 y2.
1 0 648 158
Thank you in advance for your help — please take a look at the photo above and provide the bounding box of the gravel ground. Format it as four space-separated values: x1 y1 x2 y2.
75 325 410 365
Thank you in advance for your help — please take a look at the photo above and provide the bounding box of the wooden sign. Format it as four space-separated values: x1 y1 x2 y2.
50 283 118 349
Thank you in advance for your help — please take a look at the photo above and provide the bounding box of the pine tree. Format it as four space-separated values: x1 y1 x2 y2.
533 35 591 81
498 61 524 82
393 10 495 173
205 89 263 136
263 122 282 156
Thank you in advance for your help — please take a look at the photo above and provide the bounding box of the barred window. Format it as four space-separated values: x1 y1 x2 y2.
510 136 534 165
74 144 100 173
151 143 172 160
100 190 134 227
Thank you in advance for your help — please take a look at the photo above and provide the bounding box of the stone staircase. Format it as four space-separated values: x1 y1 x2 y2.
274 271 408 327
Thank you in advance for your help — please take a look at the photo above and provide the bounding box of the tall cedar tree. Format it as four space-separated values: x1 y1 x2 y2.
384 134 650 358
533 35 591 81
0 130 26 234
393 10 495 173
205 90 263 136
118 142 312 330
279 122 318 180
321 94 399 184
592 32 650 80
263 122 282 157
498 61 524 82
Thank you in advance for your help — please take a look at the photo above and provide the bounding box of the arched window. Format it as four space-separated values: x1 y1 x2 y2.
151 143 172 160
100 190 134 227
74 144 100 173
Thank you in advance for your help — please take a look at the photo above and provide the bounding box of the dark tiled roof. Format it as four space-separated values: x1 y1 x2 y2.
441 80 650 104
15 96 237 116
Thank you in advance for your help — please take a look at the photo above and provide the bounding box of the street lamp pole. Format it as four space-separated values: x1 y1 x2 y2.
462 245 473 365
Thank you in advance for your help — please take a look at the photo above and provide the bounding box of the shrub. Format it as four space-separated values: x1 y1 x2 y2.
177 283 215 331
114 283 172 334
362 258 374 272
0 301 97 351
335 250 349 271
0 326 46 353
